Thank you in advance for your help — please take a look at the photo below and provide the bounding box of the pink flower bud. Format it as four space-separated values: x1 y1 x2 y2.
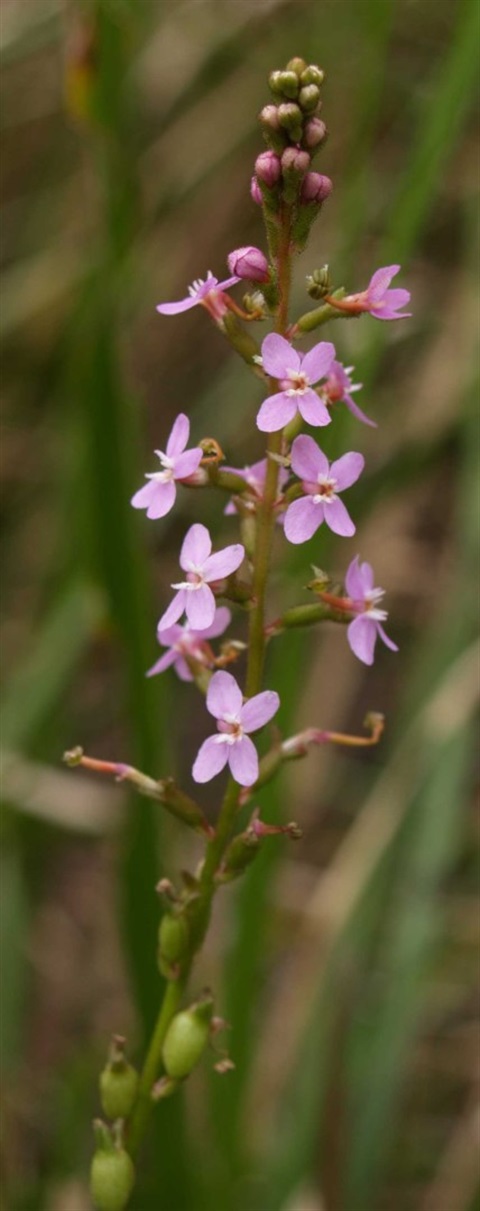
255 150 281 187
303 117 327 149
227 246 269 283
300 172 333 204
281 147 310 176
250 175 263 205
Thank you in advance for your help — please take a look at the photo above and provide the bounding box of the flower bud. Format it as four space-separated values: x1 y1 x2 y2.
90 1122 135 1211
300 172 333 204
303 117 327 149
255 150 281 187
286 57 307 77
300 65 325 88
258 104 287 152
250 175 263 205
227 246 269 283
277 102 303 139
281 147 310 177
99 1037 139 1122
299 84 321 113
306 266 331 299
158 911 189 979
269 69 299 99
162 995 213 1081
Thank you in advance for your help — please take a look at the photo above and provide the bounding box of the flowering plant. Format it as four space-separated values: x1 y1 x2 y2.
65 56 409 1210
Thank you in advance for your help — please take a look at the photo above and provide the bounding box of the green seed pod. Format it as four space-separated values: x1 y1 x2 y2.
300 65 325 88
299 85 320 114
90 1149 135 1211
216 828 260 883
162 997 213 1081
158 911 189 978
286 57 307 77
99 1038 139 1121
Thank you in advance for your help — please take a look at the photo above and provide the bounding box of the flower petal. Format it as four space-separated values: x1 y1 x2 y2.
284 497 323 544
330 451 364 491
297 390 331 427
301 340 336 385
324 496 355 537
157 590 186 631
201 606 231 640
218 275 241 290
166 413 189 457
291 434 328 481
343 393 377 428
185 583 215 630
131 481 158 510
347 615 377 665
180 523 212 571
203 544 244 582
174 448 203 479
175 656 194 681
240 690 280 733
207 670 243 720
192 735 229 782
377 623 398 653
146 480 176 519
345 555 366 599
146 648 177 677
261 333 300 378
367 265 400 302
256 392 297 432
156 295 200 315
228 735 259 787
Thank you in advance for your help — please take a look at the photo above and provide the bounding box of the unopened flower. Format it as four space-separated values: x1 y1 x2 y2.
257 333 335 432
227 246 269 283
156 270 239 320
345 556 398 664
300 172 333 204
323 361 376 428
284 436 364 542
147 608 231 681
223 458 289 515
158 524 244 632
342 265 411 321
250 176 263 205
303 117 327 148
131 414 203 519
192 670 279 787
255 150 282 187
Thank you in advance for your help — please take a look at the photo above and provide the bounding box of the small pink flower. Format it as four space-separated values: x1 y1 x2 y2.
158 524 244 632
223 458 289 516
343 265 411 321
131 414 203 519
300 172 333 204
323 362 376 428
156 270 240 320
227 246 269 283
284 436 364 543
192 670 280 787
255 150 282 187
345 556 398 665
147 607 231 682
257 333 336 432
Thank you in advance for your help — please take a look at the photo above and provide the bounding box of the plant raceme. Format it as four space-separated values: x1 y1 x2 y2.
66 57 410 1209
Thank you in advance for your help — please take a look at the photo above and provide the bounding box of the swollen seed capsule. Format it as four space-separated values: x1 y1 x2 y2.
99 1061 138 1122
90 1148 135 1211
162 1006 211 1081
159 912 189 965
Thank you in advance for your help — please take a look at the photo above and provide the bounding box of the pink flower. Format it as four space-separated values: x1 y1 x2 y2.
156 270 240 320
131 414 203 519
255 150 282 188
192 670 280 787
147 607 231 682
257 333 336 432
323 361 376 428
250 176 263 206
345 556 398 665
223 458 289 516
300 172 333 204
227 246 269 283
284 436 364 543
343 265 411 321
158 523 244 632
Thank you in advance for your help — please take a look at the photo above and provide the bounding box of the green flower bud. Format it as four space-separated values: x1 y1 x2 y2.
162 996 213 1081
306 266 331 300
300 65 325 88
277 102 303 141
99 1038 139 1122
158 911 189 978
286 57 307 77
299 84 320 114
90 1123 135 1211
277 70 300 99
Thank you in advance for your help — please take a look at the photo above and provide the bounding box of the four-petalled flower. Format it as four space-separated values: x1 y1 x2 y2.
131 414 203 519
346 556 398 665
341 265 411 321
192 670 280 787
158 524 244 632
147 608 231 681
284 436 364 543
323 361 376 428
156 270 239 321
257 333 336 432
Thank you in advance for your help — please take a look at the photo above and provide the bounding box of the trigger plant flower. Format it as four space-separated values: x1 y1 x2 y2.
158 523 244 632
192 670 280 787
156 270 240 321
284 436 364 542
131 414 203 519
257 333 335 431
323 361 376 428
147 608 232 682
223 458 289 515
333 265 411 321
346 556 398 664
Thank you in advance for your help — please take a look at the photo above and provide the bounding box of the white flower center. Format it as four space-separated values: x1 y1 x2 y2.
363 589 387 620
172 566 205 592
283 369 310 396
312 475 337 504
217 717 243 744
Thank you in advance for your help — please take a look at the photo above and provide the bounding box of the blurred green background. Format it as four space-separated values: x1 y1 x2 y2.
1 1 479 1209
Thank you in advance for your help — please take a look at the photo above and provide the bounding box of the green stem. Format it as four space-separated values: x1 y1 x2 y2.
128 978 185 1155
